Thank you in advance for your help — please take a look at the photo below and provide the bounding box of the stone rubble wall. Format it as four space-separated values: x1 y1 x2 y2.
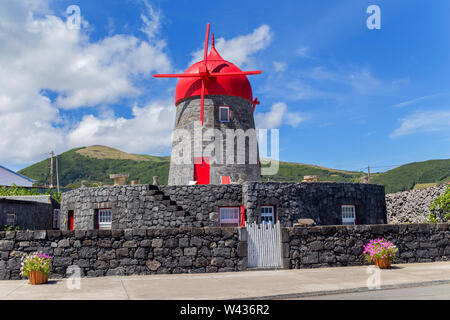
386 185 448 224
2 223 450 280
0 227 247 280
285 223 450 269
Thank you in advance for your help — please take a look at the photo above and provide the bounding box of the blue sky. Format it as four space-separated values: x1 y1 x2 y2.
0 0 449 173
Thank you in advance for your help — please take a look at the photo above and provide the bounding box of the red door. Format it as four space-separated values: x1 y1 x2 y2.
194 157 210 185
68 211 74 230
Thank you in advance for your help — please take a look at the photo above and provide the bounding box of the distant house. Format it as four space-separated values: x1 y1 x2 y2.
0 165 35 187
0 195 60 230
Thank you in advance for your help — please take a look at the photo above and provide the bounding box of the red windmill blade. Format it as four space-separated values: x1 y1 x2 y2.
153 23 262 126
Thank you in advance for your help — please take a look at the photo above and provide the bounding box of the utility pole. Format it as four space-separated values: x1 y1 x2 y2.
55 154 60 194
49 151 54 189
367 165 371 184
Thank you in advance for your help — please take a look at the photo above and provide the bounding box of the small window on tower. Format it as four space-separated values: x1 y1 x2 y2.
219 106 230 122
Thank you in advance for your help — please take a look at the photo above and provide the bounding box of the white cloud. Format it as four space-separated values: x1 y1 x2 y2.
273 61 287 72
296 46 310 58
0 0 174 165
390 110 450 138
190 24 273 68
255 102 306 129
67 99 176 154
394 93 445 108
306 66 381 93
140 0 161 39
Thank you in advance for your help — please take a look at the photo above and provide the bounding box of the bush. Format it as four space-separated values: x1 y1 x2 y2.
0 185 60 203
428 186 450 223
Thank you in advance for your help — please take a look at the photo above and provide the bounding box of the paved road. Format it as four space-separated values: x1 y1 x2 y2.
1 262 450 300
296 283 450 300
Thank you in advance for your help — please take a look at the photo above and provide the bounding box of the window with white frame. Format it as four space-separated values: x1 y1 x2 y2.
341 205 356 225
261 206 275 224
53 209 60 229
219 207 239 226
6 213 16 226
98 209 112 229
219 106 230 122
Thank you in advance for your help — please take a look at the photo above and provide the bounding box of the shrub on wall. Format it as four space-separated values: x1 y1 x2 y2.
428 186 450 223
0 185 61 202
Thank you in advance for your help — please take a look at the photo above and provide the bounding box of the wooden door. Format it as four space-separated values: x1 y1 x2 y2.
194 157 210 185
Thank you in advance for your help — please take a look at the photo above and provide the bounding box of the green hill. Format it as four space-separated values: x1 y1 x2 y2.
370 159 450 193
19 146 170 187
18 145 450 193
261 161 364 183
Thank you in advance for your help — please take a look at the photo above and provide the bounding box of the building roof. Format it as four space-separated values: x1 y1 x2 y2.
175 44 253 105
1 195 53 204
0 165 35 186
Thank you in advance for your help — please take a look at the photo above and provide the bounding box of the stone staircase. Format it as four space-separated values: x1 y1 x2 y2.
146 185 194 223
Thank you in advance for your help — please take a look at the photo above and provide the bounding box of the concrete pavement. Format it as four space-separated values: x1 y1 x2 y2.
1 262 450 300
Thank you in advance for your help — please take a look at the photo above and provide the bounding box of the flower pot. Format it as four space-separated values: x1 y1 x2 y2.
29 271 49 285
374 258 391 269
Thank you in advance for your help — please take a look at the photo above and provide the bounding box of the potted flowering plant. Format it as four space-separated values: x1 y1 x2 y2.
363 238 397 269
20 251 53 285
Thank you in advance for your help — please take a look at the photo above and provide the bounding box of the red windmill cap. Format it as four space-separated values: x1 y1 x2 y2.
175 44 253 105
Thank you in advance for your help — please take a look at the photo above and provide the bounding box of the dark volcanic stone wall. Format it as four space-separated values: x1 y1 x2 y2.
160 185 242 226
61 185 193 230
61 182 388 230
386 185 448 224
60 184 243 230
285 223 450 269
244 182 387 226
0 227 246 280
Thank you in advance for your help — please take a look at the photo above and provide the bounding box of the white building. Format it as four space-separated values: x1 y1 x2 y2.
0 165 35 187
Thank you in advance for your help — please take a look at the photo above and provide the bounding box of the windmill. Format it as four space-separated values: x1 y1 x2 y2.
154 23 262 126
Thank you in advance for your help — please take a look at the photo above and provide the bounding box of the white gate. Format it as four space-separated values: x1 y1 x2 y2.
246 221 282 268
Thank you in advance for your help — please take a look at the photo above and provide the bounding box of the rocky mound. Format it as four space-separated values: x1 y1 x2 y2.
386 184 448 224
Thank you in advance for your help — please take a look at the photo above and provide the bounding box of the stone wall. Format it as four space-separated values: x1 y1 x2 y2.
3 223 450 280
60 182 388 230
0 227 247 280
60 184 243 230
160 185 242 226
386 185 448 224
244 182 386 227
285 223 450 269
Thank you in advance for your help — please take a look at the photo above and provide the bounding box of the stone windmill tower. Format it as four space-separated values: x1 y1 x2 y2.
154 23 263 185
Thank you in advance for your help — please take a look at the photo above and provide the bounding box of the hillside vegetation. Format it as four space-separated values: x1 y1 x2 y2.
18 145 450 193
370 159 450 193
20 146 170 187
